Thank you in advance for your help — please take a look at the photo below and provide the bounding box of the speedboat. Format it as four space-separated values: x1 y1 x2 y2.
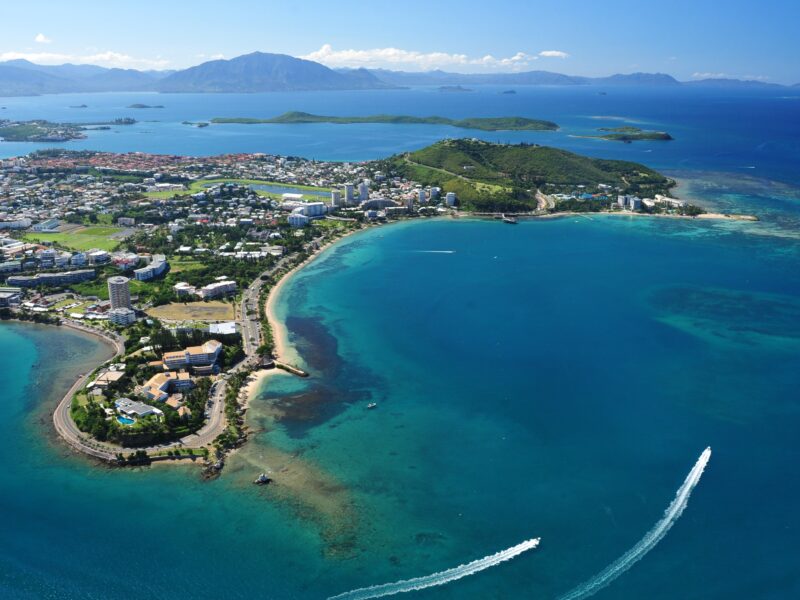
367 402 378 409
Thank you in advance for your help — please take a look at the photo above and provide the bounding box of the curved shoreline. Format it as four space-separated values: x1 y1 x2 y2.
265 226 372 367
50 322 124 461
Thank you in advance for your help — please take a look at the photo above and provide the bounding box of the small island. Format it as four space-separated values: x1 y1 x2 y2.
127 103 165 109
212 111 559 131
592 126 674 142
501 90 517 95
439 85 473 93
182 121 210 128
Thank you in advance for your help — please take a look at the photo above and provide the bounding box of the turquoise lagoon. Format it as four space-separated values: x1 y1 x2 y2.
2 214 800 599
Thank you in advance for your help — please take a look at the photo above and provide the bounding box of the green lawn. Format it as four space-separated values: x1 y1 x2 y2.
169 258 207 274
71 277 153 300
22 226 123 251
144 178 331 200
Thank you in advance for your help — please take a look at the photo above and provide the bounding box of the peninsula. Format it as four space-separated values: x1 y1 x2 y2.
0 141 752 471
0 118 137 142
211 111 559 131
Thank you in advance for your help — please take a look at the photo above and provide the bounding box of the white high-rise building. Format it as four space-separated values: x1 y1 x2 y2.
344 183 355 204
445 192 457 207
108 275 132 310
417 188 426 204
358 181 369 202
331 189 342 208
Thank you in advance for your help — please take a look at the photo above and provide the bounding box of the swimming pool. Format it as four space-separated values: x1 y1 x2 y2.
117 416 135 425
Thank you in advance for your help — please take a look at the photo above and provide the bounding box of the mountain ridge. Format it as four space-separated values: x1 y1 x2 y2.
0 52 796 96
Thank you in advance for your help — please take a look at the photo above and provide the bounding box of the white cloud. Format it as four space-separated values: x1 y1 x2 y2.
301 44 554 72
34 33 52 44
196 53 225 61
743 74 770 81
0 50 169 70
692 72 728 79
538 50 569 59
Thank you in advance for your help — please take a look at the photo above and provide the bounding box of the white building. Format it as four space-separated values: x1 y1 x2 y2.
88 250 110 264
32 218 60 232
109 307 136 326
133 254 168 281
198 279 237 299
0 218 31 230
293 202 326 218
287 213 310 228
344 183 355 204
358 181 369 202
173 282 195 297
445 192 457 206
331 189 342 208
107 276 131 310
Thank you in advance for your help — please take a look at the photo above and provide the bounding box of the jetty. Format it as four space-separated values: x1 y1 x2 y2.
275 362 309 377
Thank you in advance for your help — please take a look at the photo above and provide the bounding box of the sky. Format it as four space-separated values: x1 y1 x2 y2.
2 0 798 83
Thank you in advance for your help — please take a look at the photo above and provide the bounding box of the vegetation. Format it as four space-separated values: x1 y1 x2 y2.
21 226 124 251
143 177 330 199
213 369 251 451
211 111 559 131
594 126 674 142
378 139 674 212
0 308 61 325
0 118 136 142
71 377 213 447
146 301 235 322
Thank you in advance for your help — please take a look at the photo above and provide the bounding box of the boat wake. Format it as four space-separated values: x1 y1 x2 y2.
327 538 540 600
413 250 455 254
557 447 712 600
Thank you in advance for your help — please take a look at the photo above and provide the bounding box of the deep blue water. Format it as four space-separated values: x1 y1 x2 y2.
1 87 800 599
262 217 800 599
1 86 800 188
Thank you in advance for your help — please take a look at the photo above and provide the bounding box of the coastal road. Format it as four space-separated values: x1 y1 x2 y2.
52 322 126 461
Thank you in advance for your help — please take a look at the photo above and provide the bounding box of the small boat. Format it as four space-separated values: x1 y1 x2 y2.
367 402 378 409
253 473 272 485
502 215 518 224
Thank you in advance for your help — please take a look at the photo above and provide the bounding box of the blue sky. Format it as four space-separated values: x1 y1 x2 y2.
2 0 798 83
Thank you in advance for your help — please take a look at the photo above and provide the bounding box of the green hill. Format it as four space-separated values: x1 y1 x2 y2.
379 139 673 212
212 112 559 131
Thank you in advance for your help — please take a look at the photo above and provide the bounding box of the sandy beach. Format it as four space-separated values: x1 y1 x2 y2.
264 226 366 365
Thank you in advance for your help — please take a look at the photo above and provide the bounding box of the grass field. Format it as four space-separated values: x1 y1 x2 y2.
168 258 207 274
144 178 331 200
22 226 124 251
146 301 235 322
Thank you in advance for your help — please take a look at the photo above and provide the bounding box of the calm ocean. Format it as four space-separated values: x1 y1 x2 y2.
1 87 799 599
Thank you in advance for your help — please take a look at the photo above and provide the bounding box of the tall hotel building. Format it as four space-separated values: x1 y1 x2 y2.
107 276 132 309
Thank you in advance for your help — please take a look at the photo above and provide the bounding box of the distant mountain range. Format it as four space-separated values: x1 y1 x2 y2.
0 52 796 96
361 69 683 87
